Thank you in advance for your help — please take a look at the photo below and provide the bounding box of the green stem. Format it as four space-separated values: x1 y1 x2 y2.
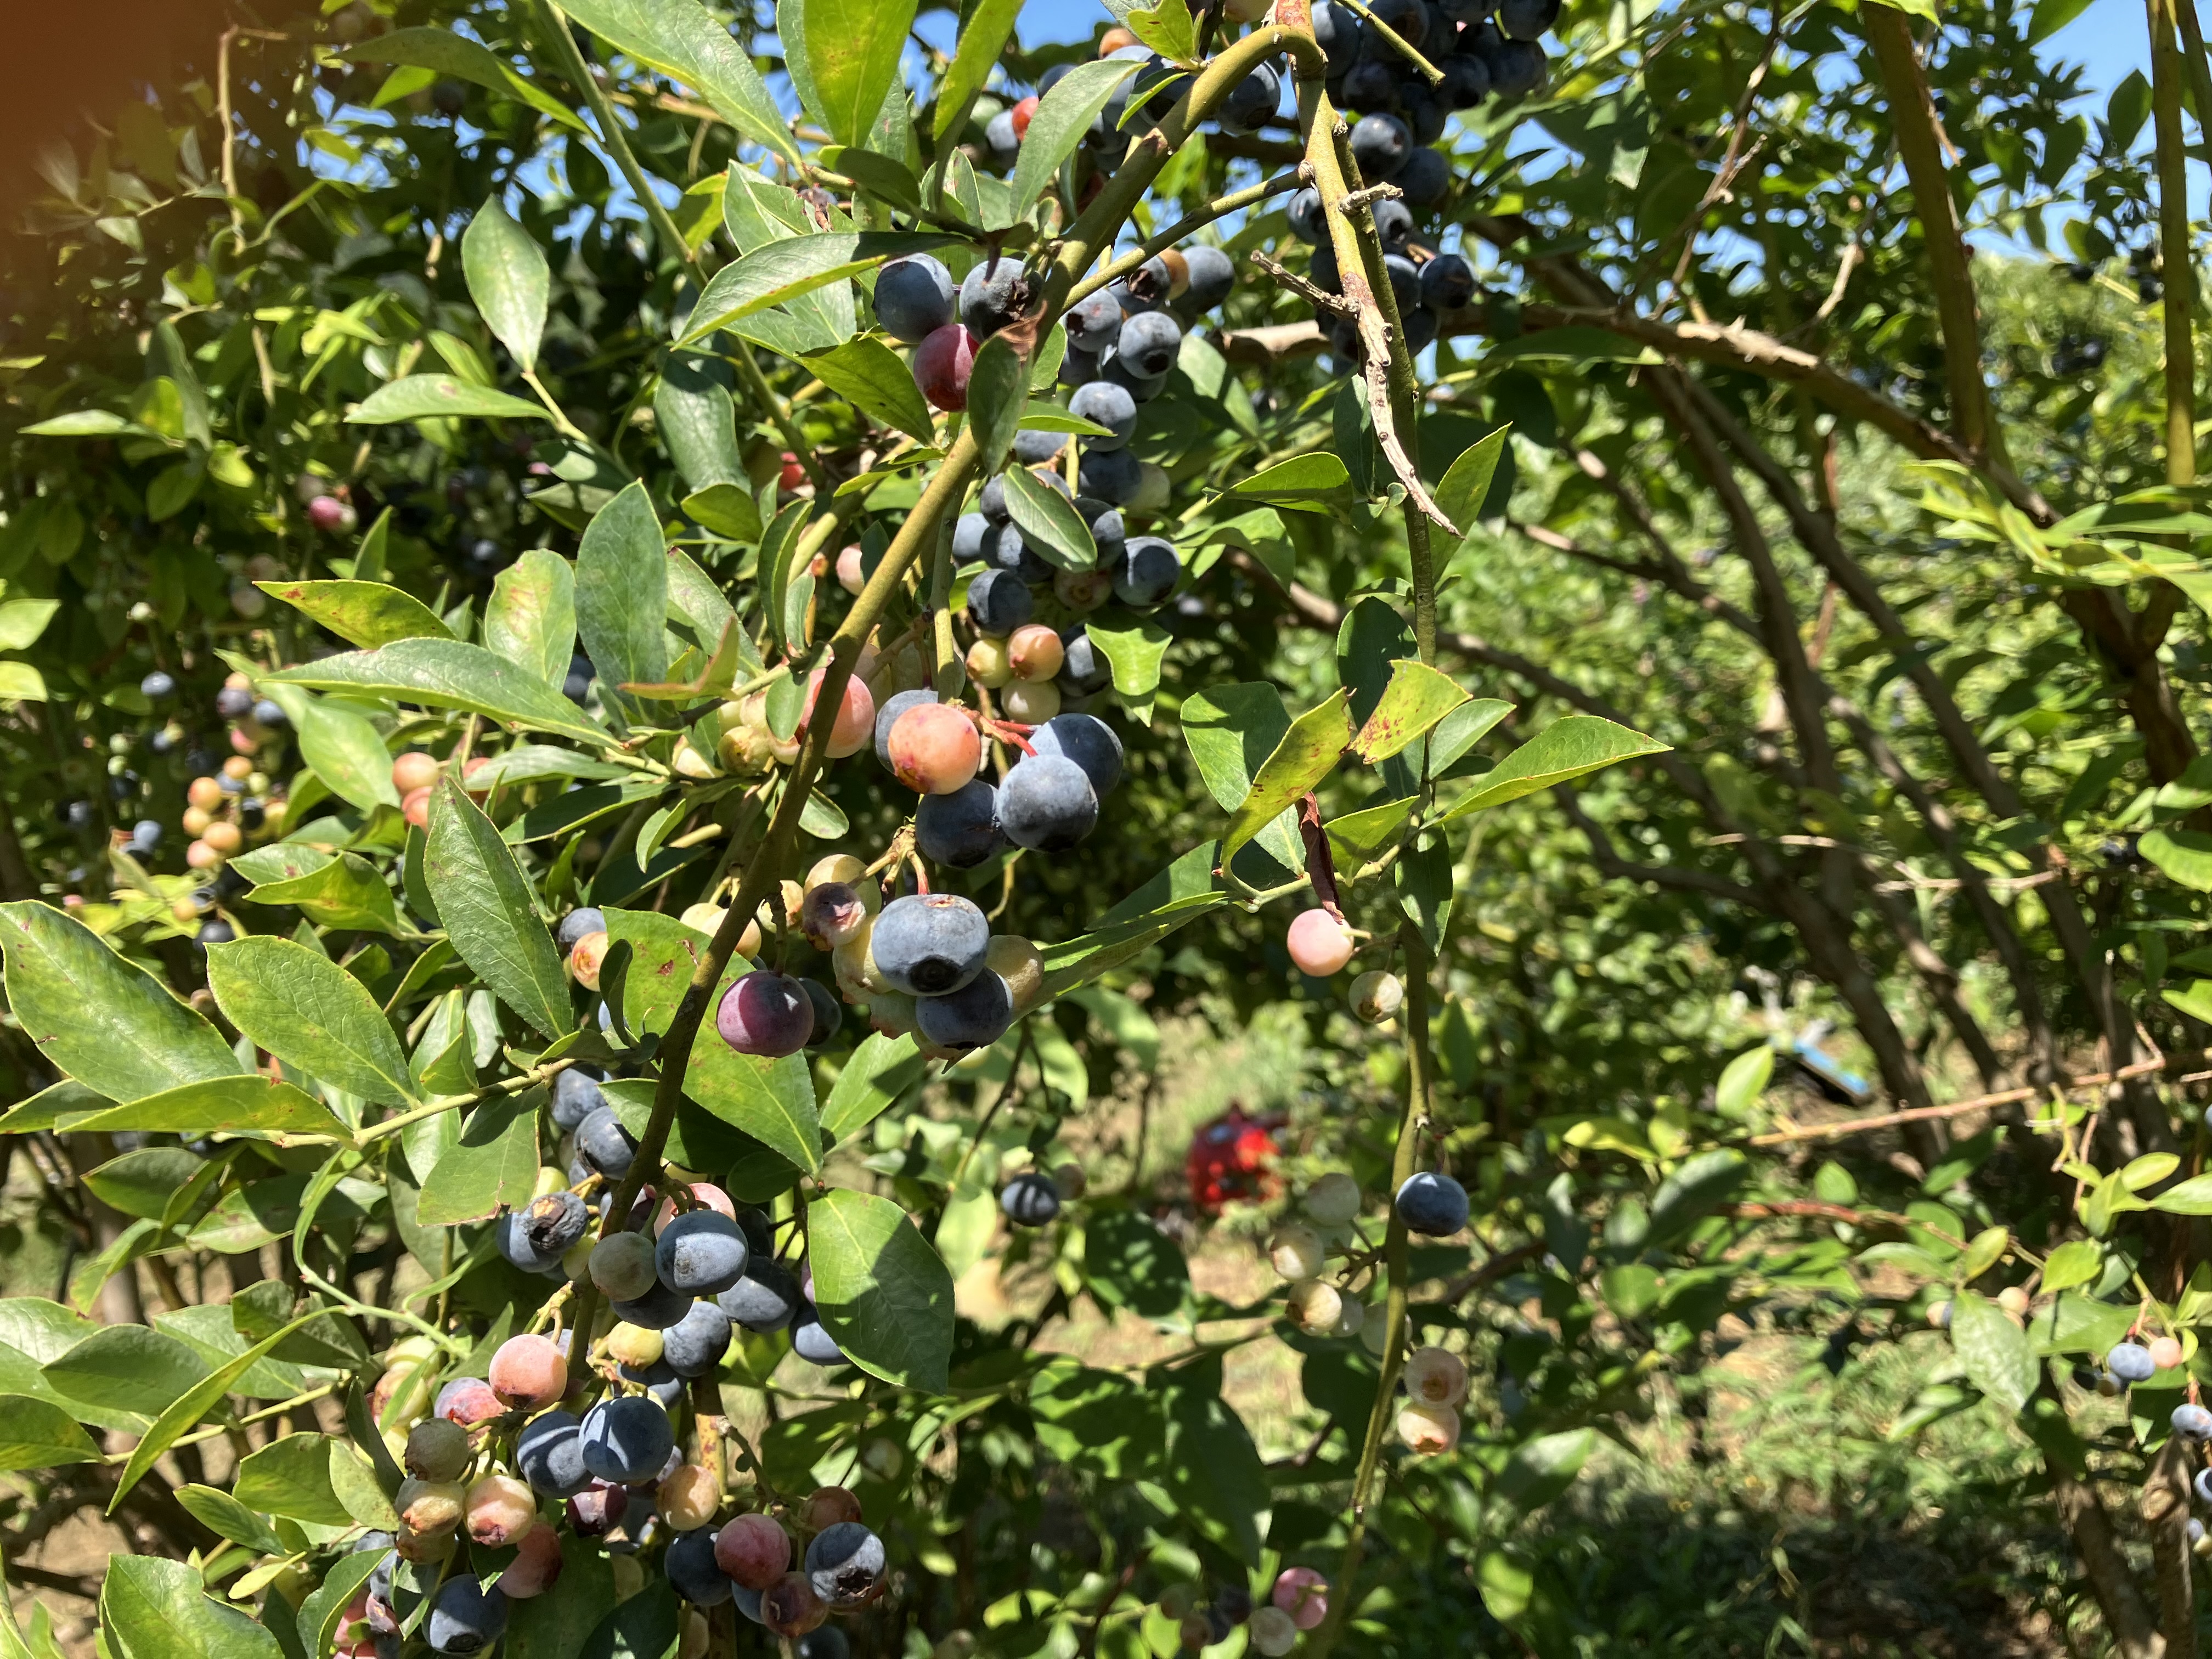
1064 171 1305 307
357 1058 575 1146
1326 0 1444 82
520 366 594 447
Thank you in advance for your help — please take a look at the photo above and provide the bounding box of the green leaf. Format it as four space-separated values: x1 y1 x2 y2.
2149 1173 2212 1214
349 375 547 425
1083 614 1172 720
233 1434 351 1525
817 144 924 212
558 0 802 166
207 938 416 1108
931 0 1023 145
656 353 744 492
1324 796 1415 869
486 549 579 689
425 775 573 1039
242 849 405 936
2108 68 2153 149
0 902 239 1104
1437 714 1669 821
781 0 919 145
462 195 549 373
603 910 822 1172
296 696 400 811
60 1076 349 1139
20 410 163 439
2029 0 2094 42
1084 1209 1189 1317
1350 659 1470 761
0 663 46 704
42 1325 210 1417
677 233 959 348
0 1396 101 1470
1395 829 1454 952
1715 1045 1774 1118
1002 464 1096 570
1180 683 1301 870
1010 60 1142 218
1949 1289 2036 1412
0 600 59 652
267 637 612 749
819 1032 927 1142
1428 697 1513 775
99 1557 283 1659
967 336 1029 477
108 1307 332 1510
1159 1374 1268 1567
1224 452 1353 510
1647 1148 1746 1245
417 1091 541 1225
1221 690 1349 865
1434 425 1511 531
1123 0 1200 63
682 482 763 543
2141 827 2212 891
344 26 584 131
809 1187 954 1393
1494 1426 1598 1514
803 337 935 444
2039 1238 2103 1295
2163 979 2212 1023
173 1485 285 1555
574 482 670 730
257 579 454 649
761 502 816 656
85 1147 204 1219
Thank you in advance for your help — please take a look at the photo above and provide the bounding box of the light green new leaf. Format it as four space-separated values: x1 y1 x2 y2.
0 1397 99 1471
1011 60 1142 217
174 1485 286 1555
676 234 958 348
1437 714 1669 822
1350 660 1470 761
1124 0 1200 61
257 579 453 648
782 0 920 146
574 482 669 729
1223 452 1353 511
0 902 239 1105
344 26 583 130
268 637 611 749
416 1091 541 1226
1221 690 1350 865
2039 1238 2103 1294
1084 614 1171 720
349 375 547 425
244 849 405 936
1714 1044 1774 1118
2149 1173 2212 1214
462 196 550 372
809 1187 954 1393
100 1556 283 1659
297 696 400 811
207 938 416 1108
558 0 800 165
1949 1289 2037 1412
20 410 163 439
803 338 935 444
486 549 578 689
425 776 572 1039
60 1076 350 1140
0 600 59 652
2142 827 2212 891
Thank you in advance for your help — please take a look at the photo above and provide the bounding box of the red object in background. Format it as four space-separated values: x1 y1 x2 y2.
1186 1104 1285 1215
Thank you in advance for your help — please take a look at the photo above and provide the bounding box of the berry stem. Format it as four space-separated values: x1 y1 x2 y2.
1326 0 1446 84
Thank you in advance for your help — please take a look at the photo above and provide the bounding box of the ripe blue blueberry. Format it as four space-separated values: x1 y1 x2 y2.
1217 62 1281 133
518 1409 591 1497
1077 445 1142 505
1032 714 1123 795
195 919 236 949
130 820 162 850
967 568 1035 637
1396 1172 1470 1236
1070 381 1138 451
952 511 993 565
915 971 1015 1053
2196 1467 2212 1505
1013 427 1068 467
2107 1341 2158 1384
1103 351 1169 404
1341 57 1398 109
733 1585 766 1626
667 1528 735 1606
1420 253 1476 312
719 1261 802 1332
658 1210 752 1296
1398 146 1452 206
1381 253 1420 315
551 1065 606 1131
612 1278 696 1330
1372 199 1413 252
1288 187 1325 244
989 523 1053 584
1065 290 1124 354
1498 0 1560 38
521 1189 589 1256
1057 628 1114 697
872 893 991 996
1114 537 1181 609
873 254 955 344
252 698 286 726
579 1395 676 1484
1313 0 1365 64
792 1305 849 1366
1348 112 1413 179
1001 1171 1061 1227
959 256 1035 337
557 907 607 951
1000 755 1099 851
575 1106 638 1180
1442 50 1493 110
917 780 1004 868
619 1356 687 1410
805 1521 888 1607
2177 1403 2212 1440
427 1577 508 1656
1181 245 1235 312
795 1629 851 1659
215 685 253 719
1060 343 1101 388
1077 501 1127 565
140 671 175 701
1487 37 1548 96
1116 310 1182 379
803 978 842 1047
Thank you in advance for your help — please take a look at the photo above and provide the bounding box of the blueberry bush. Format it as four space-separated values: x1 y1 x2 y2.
4 0 2212 1651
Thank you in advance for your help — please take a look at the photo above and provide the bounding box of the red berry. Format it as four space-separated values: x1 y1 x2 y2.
1010 95 1040 140
488 1333 568 1410
779 452 806 490
497 1523 565 1599
915 324 979 412
715 1512 793 1590
888 704 983 795
802 668 876 759
796 1486 863 1533
716 970 815 1058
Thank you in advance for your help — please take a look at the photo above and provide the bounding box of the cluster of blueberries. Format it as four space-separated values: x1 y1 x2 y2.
2101 1338 2212 1555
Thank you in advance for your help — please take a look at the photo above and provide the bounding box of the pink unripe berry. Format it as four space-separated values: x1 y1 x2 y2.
436 1376 504 1426
915 323 979 412
803 668 876 759
488 1333 568 1410
797 1486 863 1534
889 703 983 794
1009 94 1040 139
1006 624 1064 683
307 494 348 531
801 881 871 949
570 929 610 990
1396 1401 1462 1454
1272 1567 1329 1630
716 970 815 1057
464 1472 539 1545
1285 907 1356 977
392 752 439 794
2151 1334 2186 1369
836 544 867 595
654 1182 737 1234
716 1513 794 1589
658 1463 720 1532
401 786 433 829
497 1523 565 1599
